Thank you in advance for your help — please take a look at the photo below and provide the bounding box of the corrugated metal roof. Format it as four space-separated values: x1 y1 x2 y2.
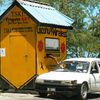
19 0 74 27
0 0 74 28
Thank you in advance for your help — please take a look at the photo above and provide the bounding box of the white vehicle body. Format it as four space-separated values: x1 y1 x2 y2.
35 58 100 100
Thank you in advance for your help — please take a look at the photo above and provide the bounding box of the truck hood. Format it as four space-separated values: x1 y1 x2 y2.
37 71 89 83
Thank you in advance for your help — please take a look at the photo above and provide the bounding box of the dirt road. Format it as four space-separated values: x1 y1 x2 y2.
0 93 34 100
0 92 100 100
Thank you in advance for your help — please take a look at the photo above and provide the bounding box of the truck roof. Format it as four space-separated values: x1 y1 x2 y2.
64 58 100 62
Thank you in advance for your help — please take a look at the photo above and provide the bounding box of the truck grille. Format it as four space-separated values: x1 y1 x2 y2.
44 80 61 85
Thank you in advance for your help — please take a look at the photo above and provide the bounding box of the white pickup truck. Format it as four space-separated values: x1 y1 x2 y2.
35 58 100 100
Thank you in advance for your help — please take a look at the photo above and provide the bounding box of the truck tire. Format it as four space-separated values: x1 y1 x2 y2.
78 83 88 100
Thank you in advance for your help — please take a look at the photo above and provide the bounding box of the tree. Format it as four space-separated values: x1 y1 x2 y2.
83 0 100 57
62 0 100 58
0 0 3 4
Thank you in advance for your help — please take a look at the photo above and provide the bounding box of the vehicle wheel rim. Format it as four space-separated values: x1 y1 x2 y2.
81 84 88 99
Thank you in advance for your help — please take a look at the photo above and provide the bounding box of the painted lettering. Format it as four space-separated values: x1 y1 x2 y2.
37 27 67 37
3 27 33 33
5 11 29 25
11 11 25 17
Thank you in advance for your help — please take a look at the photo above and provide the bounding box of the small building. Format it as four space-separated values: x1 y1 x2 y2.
0 0 74 89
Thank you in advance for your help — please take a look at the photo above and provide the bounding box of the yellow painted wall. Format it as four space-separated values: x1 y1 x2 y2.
36 26 67 75
0 6 37 89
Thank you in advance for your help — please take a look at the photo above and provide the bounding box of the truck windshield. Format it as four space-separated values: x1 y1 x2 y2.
55 61 89 73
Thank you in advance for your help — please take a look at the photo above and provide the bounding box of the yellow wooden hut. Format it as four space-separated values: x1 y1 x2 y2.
0 0 74 89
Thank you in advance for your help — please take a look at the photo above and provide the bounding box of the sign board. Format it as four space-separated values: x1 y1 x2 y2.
0 48 6 57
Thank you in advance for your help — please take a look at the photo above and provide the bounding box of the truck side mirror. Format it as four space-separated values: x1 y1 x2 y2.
91 68 98 74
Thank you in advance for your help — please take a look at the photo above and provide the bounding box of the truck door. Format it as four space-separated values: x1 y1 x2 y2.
90 61 100 92
97 61 100 91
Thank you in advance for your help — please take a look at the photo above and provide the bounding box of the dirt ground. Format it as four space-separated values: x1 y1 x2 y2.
0 90 100 100
0 89 36 100
0 93 34 100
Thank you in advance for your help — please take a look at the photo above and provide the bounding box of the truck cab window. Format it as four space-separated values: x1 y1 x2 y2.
91 62 99 73
98 62 100 67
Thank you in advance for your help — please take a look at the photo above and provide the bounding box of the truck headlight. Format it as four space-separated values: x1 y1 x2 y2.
61 80 77 85
71 80 77 85
35 79 44 83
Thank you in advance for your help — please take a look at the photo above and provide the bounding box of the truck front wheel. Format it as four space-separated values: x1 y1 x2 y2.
78 83 88 100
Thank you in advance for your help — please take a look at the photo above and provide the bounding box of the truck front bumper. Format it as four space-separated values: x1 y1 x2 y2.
35 83 81 96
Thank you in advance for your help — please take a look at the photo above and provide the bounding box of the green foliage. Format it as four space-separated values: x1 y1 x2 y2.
0 0 3 4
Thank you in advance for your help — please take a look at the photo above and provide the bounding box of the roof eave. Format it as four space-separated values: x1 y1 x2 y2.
39 23 73 29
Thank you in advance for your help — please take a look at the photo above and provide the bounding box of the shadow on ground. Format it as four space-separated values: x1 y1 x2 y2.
1 89 100 100
87 94 100 99
36 93 100 100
